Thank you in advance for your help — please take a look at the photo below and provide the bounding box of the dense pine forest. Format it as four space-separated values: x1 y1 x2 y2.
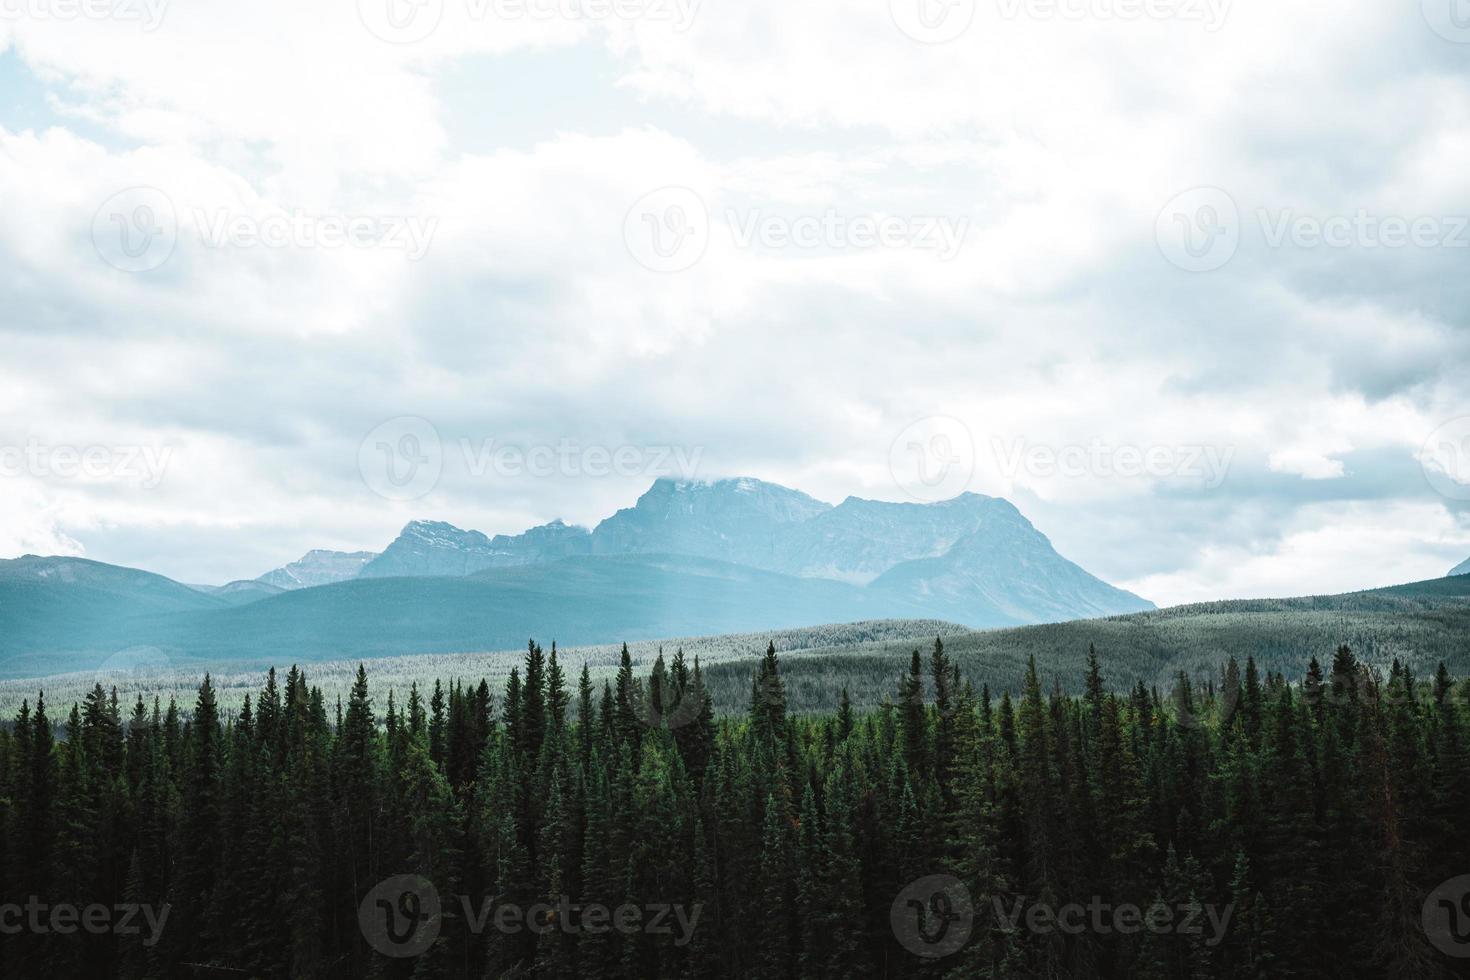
2 639 1468 978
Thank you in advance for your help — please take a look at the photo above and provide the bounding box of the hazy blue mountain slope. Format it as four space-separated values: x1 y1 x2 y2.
771 493 1010 583
256 550 377 589
207 580 287 606
0 555 222 612
590 478 831 567
1452 556 1470 576
585 478 1151 622
0 618 969 718
14 573 1466 723
0 556 225 677
870 503 1154 623
0 554 937 675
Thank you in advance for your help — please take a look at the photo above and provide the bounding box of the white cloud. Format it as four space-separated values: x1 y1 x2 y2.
0 0 1467 603
1122 501 1470 605
1267 451 1345 481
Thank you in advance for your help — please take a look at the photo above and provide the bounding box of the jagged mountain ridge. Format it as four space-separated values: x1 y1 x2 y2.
343 478 1152 622
358 519 592 578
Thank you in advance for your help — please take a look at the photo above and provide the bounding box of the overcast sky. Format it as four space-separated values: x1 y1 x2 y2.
1 0 1468 605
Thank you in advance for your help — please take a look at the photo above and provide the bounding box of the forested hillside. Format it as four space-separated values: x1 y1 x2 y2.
6 574 1466 726
2 638 1466 977
698 574 1470 716
0 619 969 721
0 554 950 677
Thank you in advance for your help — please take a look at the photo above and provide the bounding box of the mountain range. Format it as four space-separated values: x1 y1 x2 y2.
258 549 378 589
263 479 1150 613
356 519 592 578
0 477 1154 678
1452 556 1470 576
